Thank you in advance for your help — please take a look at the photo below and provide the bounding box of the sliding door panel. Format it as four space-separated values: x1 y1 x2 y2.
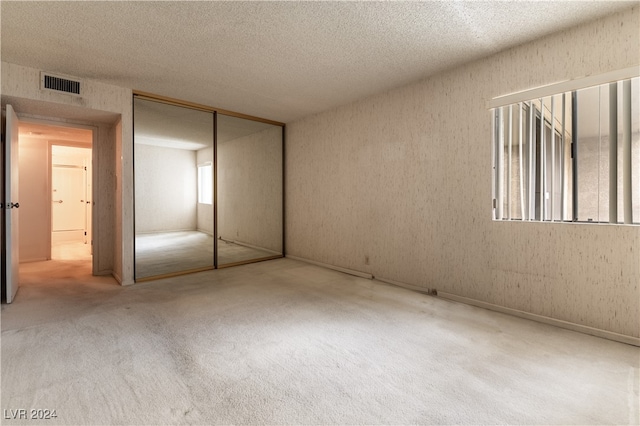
134 98 214 280
217 114 283 266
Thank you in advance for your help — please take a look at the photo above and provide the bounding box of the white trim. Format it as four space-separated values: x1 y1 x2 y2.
285 255 373 279
488 66 640 109
437 291 639 347
282 258 638 345
219 237 282 256
375 276 436 295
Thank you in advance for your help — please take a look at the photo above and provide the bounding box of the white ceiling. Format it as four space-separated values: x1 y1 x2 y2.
1 1 635 124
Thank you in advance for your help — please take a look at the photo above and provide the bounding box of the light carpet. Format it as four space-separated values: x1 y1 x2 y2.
1 258 638 425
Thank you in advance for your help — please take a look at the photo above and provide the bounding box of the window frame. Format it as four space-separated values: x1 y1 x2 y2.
490 67 639 225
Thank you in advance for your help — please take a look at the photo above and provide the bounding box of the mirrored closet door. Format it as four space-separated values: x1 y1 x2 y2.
134 98 215 280
217 114 283 266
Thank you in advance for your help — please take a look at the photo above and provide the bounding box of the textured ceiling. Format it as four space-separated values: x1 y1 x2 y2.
1 1 635 123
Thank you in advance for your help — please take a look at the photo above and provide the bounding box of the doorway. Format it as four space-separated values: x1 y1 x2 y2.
3 98 120 303
17 121 94 264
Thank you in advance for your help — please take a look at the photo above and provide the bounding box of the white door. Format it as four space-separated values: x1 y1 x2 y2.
51 145 91 251
52 166 85 232
3 105 20 303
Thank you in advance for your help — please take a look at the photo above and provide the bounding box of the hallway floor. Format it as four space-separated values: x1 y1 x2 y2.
2 258 638 425
51 239 92 261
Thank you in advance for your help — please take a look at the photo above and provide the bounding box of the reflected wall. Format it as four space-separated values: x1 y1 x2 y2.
217 115 283 266
133 98 214 279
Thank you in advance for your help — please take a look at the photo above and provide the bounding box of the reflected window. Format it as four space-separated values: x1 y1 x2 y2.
198 163 213 205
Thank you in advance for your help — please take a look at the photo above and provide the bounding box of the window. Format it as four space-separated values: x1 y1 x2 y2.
491 72 639 224
198 163 213 205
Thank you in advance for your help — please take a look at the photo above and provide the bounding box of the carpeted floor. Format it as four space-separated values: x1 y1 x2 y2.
1 257 638 425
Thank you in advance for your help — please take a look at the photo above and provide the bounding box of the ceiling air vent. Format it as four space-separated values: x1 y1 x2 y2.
40 72 82 96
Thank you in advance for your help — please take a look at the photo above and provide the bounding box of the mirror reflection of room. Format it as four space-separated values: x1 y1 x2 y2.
217 114 283 266
133 98 214 280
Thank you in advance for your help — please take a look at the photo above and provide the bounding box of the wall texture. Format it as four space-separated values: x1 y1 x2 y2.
218 126 283 252
286 8 640 338
134 144 197 233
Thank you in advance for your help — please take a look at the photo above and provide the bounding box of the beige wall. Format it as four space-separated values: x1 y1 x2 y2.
134 144 197 233
2 61 133 284
285 8 640 337
218 126 283 252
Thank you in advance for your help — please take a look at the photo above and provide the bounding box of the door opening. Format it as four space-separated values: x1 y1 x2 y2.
2 98 116 303
15 120 93 266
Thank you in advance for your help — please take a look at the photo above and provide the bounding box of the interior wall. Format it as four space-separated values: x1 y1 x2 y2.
17 136 48 262
218 126 283 252
95 122 116 276
285 7 640 338
1 61 133 283
196 146 214 235
134 144 197 233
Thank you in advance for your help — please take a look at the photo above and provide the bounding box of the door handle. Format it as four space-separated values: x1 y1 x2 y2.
7 202 19 209
53 200 63 204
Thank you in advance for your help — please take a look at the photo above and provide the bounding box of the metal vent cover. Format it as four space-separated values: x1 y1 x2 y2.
40 72 82 96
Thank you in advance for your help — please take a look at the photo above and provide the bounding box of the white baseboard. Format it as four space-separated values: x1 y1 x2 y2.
284 257 639 347
220 237 282 256
436 291 640 347
375 276 437 295
285 255 373 279
376 278 639 347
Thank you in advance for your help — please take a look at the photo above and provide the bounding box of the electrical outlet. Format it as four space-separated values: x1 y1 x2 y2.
364 255 370 265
